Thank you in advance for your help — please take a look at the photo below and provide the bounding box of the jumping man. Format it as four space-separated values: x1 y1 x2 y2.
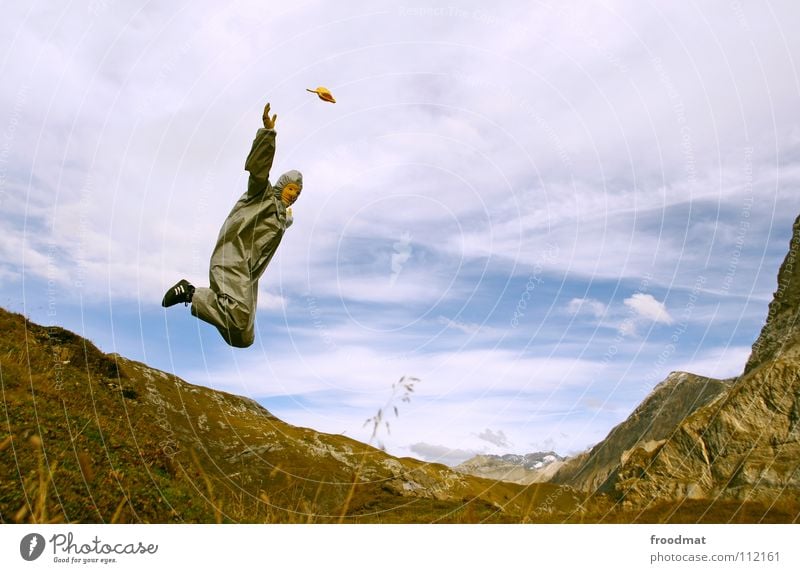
161 102 302 348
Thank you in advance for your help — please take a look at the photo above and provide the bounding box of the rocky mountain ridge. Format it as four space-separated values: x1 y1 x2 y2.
545 214 800 512
549 371 732 493
455 452 565 484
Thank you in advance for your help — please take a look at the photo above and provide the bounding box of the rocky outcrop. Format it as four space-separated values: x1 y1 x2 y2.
609 214 800 506
549 372 730 493
614 356 800 505
744 215 800 373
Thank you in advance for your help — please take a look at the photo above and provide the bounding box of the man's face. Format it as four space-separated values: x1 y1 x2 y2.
281 182 301 206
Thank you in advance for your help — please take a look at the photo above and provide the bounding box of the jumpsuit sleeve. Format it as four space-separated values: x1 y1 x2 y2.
244 128 276 197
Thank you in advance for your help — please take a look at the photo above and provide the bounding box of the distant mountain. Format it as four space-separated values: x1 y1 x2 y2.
0 307 583 523
455 452 566 484
547 214 800 517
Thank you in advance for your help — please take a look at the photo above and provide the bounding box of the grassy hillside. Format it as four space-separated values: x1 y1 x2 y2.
4 307 794 523
0 308 585 523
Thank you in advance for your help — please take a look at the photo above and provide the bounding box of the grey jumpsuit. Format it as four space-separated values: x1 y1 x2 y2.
191 127 300 347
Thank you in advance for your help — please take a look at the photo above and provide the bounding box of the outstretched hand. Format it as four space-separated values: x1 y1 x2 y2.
262 102 277 129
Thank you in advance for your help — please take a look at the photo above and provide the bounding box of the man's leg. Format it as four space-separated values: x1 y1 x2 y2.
191 287 255 348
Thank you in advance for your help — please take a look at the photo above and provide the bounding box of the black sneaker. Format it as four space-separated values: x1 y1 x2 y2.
162 279 195 307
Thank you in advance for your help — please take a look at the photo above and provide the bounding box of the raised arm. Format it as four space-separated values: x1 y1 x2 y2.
244 103 277 191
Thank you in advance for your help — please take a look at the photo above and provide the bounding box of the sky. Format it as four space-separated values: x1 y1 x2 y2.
1 0 799 466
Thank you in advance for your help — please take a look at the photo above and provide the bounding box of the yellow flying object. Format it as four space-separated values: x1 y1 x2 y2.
306 86 336 103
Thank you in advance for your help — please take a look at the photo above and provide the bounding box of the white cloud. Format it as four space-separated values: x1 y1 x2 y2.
675 345 752 381
437 315 481 335
191 344 603 400
256 288 288 311
623 293 673 325
477 428 510 448
567 297 607 319
408 443 477 466
0 266 19 287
